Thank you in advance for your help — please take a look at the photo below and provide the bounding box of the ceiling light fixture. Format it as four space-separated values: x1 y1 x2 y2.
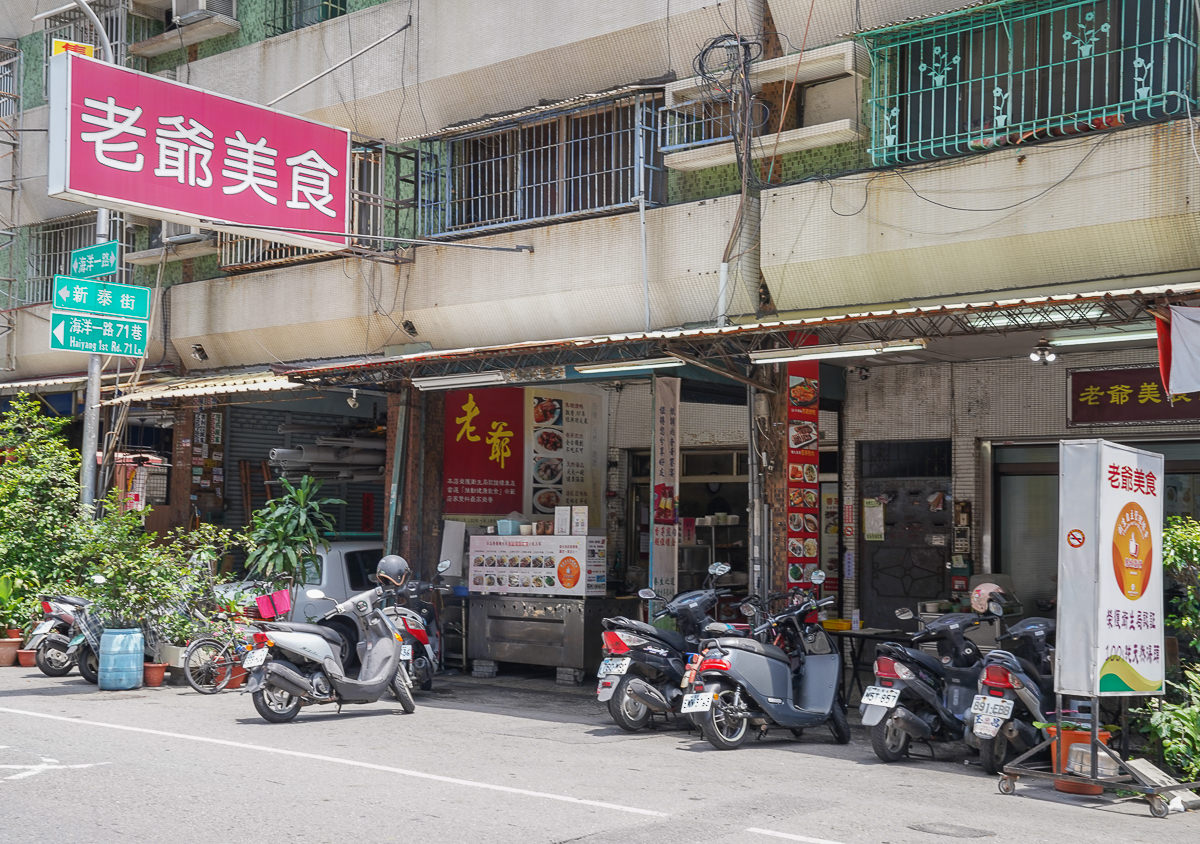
410 371 507 391
1029 338 1057 365
1049 330 1159 347
749 339 928 364
574 357 685 374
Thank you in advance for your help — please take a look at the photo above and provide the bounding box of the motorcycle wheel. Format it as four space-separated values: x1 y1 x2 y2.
870 717 911 762
252 687 301 723
76 643 99 685
35 641 74 677
979 734 1010 776
412 655 434 691
607 673 651 732
392 665 417 714
828 693 851 745
700 683 750 750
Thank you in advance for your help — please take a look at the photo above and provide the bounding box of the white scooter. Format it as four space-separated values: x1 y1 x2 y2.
244 582 416 723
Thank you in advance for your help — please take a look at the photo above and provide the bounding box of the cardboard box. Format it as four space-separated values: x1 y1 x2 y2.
571 506 588 535
554 506 572 535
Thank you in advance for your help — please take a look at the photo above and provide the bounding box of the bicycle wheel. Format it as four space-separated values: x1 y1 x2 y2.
183 638 234 694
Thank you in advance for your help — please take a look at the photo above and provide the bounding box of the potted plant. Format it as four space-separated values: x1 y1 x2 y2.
244 476 344 614
1034 713 1113 795
0 569 40 666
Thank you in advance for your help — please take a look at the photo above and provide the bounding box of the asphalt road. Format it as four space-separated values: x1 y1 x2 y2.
1 665 1197 844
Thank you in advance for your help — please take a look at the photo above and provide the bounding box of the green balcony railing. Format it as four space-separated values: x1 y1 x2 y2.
862 0 1198 165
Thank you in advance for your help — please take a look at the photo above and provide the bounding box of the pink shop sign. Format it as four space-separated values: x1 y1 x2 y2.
48 51 350 250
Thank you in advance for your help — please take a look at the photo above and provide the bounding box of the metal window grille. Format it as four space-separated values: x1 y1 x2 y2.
20 211 134 306
659 98 738 152
144 464 168 506
265 0 348 37
419 92 665 237
0 43 19 122
40 0 155 87
219 142 414 270
865 0 1198 165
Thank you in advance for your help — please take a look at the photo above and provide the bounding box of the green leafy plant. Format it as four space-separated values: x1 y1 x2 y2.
1162 516 1200 655
244 476 343 601
0 567 41 633
1136 668 1200 782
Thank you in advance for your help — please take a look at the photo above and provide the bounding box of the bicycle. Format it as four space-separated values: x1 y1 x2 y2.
182 614 256 694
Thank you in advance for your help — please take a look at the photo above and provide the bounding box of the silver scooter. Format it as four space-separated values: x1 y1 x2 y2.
243 583 416 723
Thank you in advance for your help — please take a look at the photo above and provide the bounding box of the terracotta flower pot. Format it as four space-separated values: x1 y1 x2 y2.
17 648 37 668
143 662 169 688
0 639 18 667
1046 726 1111 796
4 629 22 640
224 664 248 689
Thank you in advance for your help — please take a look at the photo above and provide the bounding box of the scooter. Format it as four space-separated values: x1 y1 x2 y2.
684 571 849 750
971 616 1057 774
596 562 742 732
243 582 416 723
860 586 1007 762
27 594 88 677
383 560 452 692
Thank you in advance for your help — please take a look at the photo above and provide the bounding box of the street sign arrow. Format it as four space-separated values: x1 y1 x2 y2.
52 320 65 345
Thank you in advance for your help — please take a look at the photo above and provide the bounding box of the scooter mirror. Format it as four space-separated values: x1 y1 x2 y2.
988 599 1005 617
367 573 379 584
740 602 757 618
305 588 327 600
895 607 914 620
437 559 452 573
637 588 658 600
708 561 731 576
809 570 826 585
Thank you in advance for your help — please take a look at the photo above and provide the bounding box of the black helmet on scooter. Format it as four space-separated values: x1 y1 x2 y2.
376 555 410 589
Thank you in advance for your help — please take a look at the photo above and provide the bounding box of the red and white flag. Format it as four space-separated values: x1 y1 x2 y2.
1157 305 1200 395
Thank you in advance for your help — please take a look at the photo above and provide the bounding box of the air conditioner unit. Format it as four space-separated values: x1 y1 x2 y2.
172 0 237 25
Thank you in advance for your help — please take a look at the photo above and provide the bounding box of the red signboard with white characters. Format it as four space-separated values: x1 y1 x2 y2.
785 352 821 589
47 51 350 251
443 388 526 515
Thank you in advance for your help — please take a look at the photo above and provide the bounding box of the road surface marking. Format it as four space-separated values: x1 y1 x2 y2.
746 829 847 844
0 707 667 817
0 756 109 781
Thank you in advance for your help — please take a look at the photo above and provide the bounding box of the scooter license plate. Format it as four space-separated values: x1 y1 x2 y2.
860 685 900 707
680 692 713 713
971 695 1014 719
242 648 268 669
596 657 631 677
400 644 413 660
974 713 1005 739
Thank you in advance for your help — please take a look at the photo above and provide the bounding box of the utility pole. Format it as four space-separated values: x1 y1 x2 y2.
71 0 113 510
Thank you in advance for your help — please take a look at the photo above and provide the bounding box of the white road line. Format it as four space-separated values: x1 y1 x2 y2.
746 828 847 844
0 707 668 818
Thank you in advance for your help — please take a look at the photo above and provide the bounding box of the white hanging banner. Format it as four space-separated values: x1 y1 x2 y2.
650 376 680 598
1056 440 1165 697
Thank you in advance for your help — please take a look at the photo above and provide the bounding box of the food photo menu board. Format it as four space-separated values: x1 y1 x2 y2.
467 535 607 597
524 389 605 528
786 358 821 589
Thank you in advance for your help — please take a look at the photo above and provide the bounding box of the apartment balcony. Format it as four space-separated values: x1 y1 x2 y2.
759 120 1200 314
167 194 743 369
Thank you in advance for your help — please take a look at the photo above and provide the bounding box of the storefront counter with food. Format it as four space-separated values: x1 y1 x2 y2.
466 533 619 679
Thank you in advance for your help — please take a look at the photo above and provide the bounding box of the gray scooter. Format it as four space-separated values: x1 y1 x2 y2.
685 571 849 749
244 583 415 722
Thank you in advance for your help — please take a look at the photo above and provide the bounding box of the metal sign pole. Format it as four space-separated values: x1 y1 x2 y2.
71 0 113 510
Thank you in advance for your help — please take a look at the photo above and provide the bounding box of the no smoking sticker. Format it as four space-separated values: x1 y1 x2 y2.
1067 529 1086 548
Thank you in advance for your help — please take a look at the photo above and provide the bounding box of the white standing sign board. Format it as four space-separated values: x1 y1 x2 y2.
1056 440 1165 697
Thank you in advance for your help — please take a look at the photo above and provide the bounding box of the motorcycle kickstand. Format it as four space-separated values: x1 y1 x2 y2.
756 725 769 740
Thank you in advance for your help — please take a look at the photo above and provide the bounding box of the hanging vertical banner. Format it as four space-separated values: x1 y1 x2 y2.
443 388 526 515
785 354 821 588
650 376 681 598
1057 440 1165 697
523 388 605 527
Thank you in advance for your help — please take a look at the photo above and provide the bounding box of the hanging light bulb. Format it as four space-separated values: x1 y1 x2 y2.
1030 338 1056 365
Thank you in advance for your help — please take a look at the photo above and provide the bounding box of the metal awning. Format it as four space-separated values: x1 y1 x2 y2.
849 0 1015 38
287 282 1200 390
0 371 137 397
102 371 307 406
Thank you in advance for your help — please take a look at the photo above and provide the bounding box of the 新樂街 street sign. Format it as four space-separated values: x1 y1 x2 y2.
49 311 148 358
52 275 150 321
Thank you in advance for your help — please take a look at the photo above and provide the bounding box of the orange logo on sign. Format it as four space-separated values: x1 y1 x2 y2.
1112 502 1152 600
557 555 581 589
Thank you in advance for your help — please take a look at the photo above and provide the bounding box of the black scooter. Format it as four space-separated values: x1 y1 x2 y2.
686 571 849 750
597 562 741 731
27 594 88 677
860 594 1005 762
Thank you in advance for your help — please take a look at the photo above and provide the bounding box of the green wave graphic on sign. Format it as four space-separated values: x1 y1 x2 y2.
1098 655 1162 693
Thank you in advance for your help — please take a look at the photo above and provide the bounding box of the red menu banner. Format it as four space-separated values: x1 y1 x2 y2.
443 387 525 514
785 356 820 588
